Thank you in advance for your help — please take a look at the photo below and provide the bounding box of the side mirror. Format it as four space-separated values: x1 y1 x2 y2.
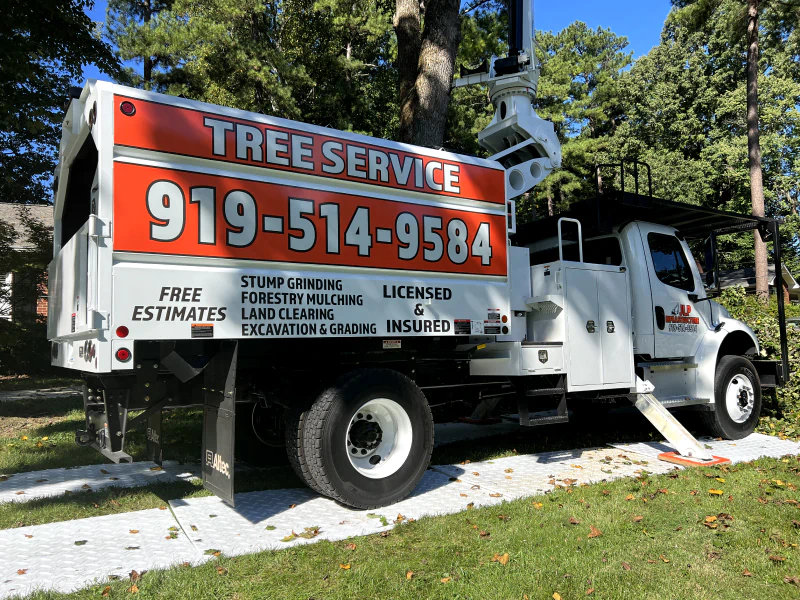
704 236 718 289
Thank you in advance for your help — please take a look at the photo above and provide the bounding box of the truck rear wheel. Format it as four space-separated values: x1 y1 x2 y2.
303 369 434 509
702 355 762 440
285 409 325 495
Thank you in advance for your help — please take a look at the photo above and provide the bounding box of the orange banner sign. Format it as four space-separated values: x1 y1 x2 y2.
113 163 508 277
114 96 506 205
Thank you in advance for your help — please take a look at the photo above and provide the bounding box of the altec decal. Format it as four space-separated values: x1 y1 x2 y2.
113 96 505 204
205 449 230 478
113 162 508 277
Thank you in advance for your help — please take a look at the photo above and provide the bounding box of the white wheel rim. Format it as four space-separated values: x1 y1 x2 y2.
345 398 413 479
725 374 755 423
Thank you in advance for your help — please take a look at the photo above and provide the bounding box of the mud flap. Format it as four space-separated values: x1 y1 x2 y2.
201 341 238 506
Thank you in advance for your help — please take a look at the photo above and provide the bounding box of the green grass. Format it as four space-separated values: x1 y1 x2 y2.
0 397 204 475
21 456 800 600
0 374 81 392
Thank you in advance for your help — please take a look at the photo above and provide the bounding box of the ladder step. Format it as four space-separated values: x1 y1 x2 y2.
638 362 698 372
631 393 713 460
503 411 570 426
526 387 565 397
658 396 711 408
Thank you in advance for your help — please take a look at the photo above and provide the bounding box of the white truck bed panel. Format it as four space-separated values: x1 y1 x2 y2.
112 260 511 340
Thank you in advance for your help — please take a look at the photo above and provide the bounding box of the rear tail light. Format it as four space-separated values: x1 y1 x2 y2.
119 100 136 116
115 348 131 362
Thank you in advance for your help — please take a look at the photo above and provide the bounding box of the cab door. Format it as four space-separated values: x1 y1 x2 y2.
638 223 709 359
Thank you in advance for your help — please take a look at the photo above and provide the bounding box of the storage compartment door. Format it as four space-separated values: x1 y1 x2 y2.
565 268 601 387
598 271 634 385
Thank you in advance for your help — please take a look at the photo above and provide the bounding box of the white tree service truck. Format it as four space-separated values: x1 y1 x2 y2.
47 0 789 508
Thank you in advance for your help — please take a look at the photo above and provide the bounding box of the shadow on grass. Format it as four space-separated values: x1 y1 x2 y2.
0 396 83 419
430 406 698 465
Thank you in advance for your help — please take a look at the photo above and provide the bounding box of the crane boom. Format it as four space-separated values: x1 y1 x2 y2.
454 0 562 203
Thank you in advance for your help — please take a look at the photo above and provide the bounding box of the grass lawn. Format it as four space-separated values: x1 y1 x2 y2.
0 396 306 530
0 397 204 475
22 456 800 600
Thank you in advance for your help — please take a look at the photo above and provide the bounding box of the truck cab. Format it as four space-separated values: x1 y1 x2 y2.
470 177 788 442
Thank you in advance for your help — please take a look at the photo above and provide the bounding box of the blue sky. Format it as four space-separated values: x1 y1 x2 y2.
82 0 674 82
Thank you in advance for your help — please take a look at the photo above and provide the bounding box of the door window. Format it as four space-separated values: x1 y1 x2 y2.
647 233 695 292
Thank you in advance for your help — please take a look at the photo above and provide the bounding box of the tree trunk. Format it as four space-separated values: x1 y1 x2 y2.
547 192 554 217
394 0 421 144
788 190 797 216
395 0 461 147
747 0 768 303
143 0 152 90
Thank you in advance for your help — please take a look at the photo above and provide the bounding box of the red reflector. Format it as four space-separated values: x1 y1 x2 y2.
116 325 129 338
115 348 131 362
119 101 136 116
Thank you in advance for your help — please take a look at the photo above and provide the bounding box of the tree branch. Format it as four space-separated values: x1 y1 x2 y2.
460 0 493 15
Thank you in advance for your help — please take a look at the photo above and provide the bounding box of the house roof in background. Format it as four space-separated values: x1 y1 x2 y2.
719 264 799 291
0 203 54 249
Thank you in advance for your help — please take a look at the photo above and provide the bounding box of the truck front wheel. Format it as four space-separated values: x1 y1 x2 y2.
303 369 434 509
702 355 762 440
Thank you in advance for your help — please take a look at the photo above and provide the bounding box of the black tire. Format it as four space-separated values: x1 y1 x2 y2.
303 369 434 509
701 355 762 440
284 409 325 495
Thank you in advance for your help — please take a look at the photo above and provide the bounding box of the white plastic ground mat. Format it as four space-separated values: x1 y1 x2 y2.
609 432 800 462
170 469 505 557
0 508 203 598
429 447 678 501
0 461 198 504
0 387 82 402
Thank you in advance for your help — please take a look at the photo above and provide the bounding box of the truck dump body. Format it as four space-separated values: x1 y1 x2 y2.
49 83 510 371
